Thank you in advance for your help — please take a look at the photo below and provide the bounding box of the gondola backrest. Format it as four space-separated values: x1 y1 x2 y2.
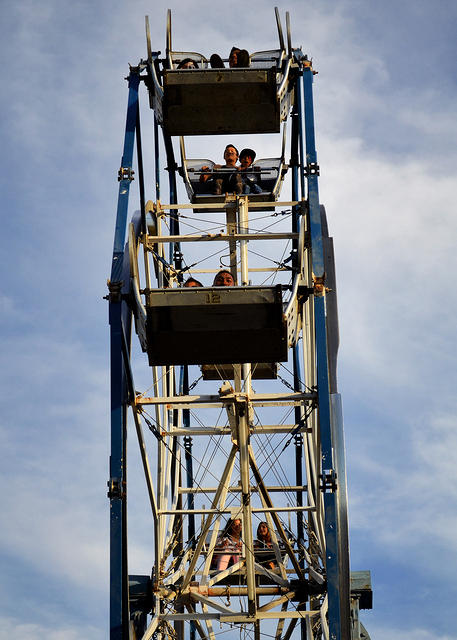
169 51 208 69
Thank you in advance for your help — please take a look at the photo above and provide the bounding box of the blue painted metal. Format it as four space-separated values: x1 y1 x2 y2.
109 70 140 640
296 67 306 200
302 65 333 466
135 104 147 234
302 65 342 639
323 492 341 638
302 67 325 278
313 298 333 469
111 72 140 283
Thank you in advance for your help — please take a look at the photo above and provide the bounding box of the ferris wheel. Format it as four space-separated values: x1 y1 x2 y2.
107 8 372 640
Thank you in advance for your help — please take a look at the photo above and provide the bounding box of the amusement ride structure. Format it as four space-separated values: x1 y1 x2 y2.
107 8 372 640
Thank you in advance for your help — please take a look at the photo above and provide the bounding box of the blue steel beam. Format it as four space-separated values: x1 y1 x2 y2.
111 71 140 281
135 104 147 235
109 70 140 640
302 64 343 639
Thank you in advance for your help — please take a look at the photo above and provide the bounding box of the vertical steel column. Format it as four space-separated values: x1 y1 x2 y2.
294 64 306 566
226 205 238 284
331 394 351 639
239 196 249 285
181 365 196 548
135 104 147 235
232 193 255 617
302 65 342 640
296 69 306 201
238 402 256 615
109 70 140 640
291 72 307 640
154 114 161 201
290 80 300 253
162 132 182 277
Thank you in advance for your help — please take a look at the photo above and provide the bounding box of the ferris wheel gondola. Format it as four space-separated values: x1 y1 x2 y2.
146 10 296 137
178 124 288 213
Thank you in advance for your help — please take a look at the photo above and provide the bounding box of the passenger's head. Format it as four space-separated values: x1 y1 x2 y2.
178 58 198 69
240 148 256 170
223 144 239 166
231 518 242 536
229 47 241 68
183 277 203 287
257 521 272 543
213 270 235 286
223 517 242 537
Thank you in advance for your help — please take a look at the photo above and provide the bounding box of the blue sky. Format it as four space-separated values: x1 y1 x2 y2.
1 1 457 638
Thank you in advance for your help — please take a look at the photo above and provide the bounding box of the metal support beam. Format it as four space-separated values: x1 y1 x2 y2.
109 69 140 640
302 64 345 640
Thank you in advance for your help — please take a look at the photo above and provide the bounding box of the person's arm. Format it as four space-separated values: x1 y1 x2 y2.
200 165 210 183
200 163 221 182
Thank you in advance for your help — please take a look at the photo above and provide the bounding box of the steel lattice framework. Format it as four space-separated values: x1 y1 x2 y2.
107 8 372 640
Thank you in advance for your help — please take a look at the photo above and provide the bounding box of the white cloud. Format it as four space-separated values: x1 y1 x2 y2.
317 131 457 390
0 332 109 599
347 404 457 574
0 617 101 640
366 624 457 640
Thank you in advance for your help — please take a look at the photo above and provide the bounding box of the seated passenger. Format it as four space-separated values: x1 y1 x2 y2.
239 148 262 194
254 521 276 570
214 517 243 571
200 145 243 195
213 270 235 286
177 58 198 69
183 277 203 287
210 47 250 69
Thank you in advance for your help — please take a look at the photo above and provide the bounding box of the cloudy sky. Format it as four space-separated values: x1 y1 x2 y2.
1 0 456 638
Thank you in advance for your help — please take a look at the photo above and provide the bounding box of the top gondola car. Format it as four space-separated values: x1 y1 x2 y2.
146 10 298 136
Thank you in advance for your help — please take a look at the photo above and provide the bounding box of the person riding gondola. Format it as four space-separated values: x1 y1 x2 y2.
183 277 203 287
239 148 262 194
213 517 243 571
199 145 243 195
177 58 199 69
254 521 276 570
210 47 250 69
212 270 235 286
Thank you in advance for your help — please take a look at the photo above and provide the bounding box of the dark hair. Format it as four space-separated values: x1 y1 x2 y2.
257 521 272 543
224 144 239 157
177 57 198 69
230 47 241 57
183 277 203 287
213 269 234 285
240 148 256 162
221 517 242 538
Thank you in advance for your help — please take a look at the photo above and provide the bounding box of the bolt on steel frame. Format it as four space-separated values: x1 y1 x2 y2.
108 11 371 640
